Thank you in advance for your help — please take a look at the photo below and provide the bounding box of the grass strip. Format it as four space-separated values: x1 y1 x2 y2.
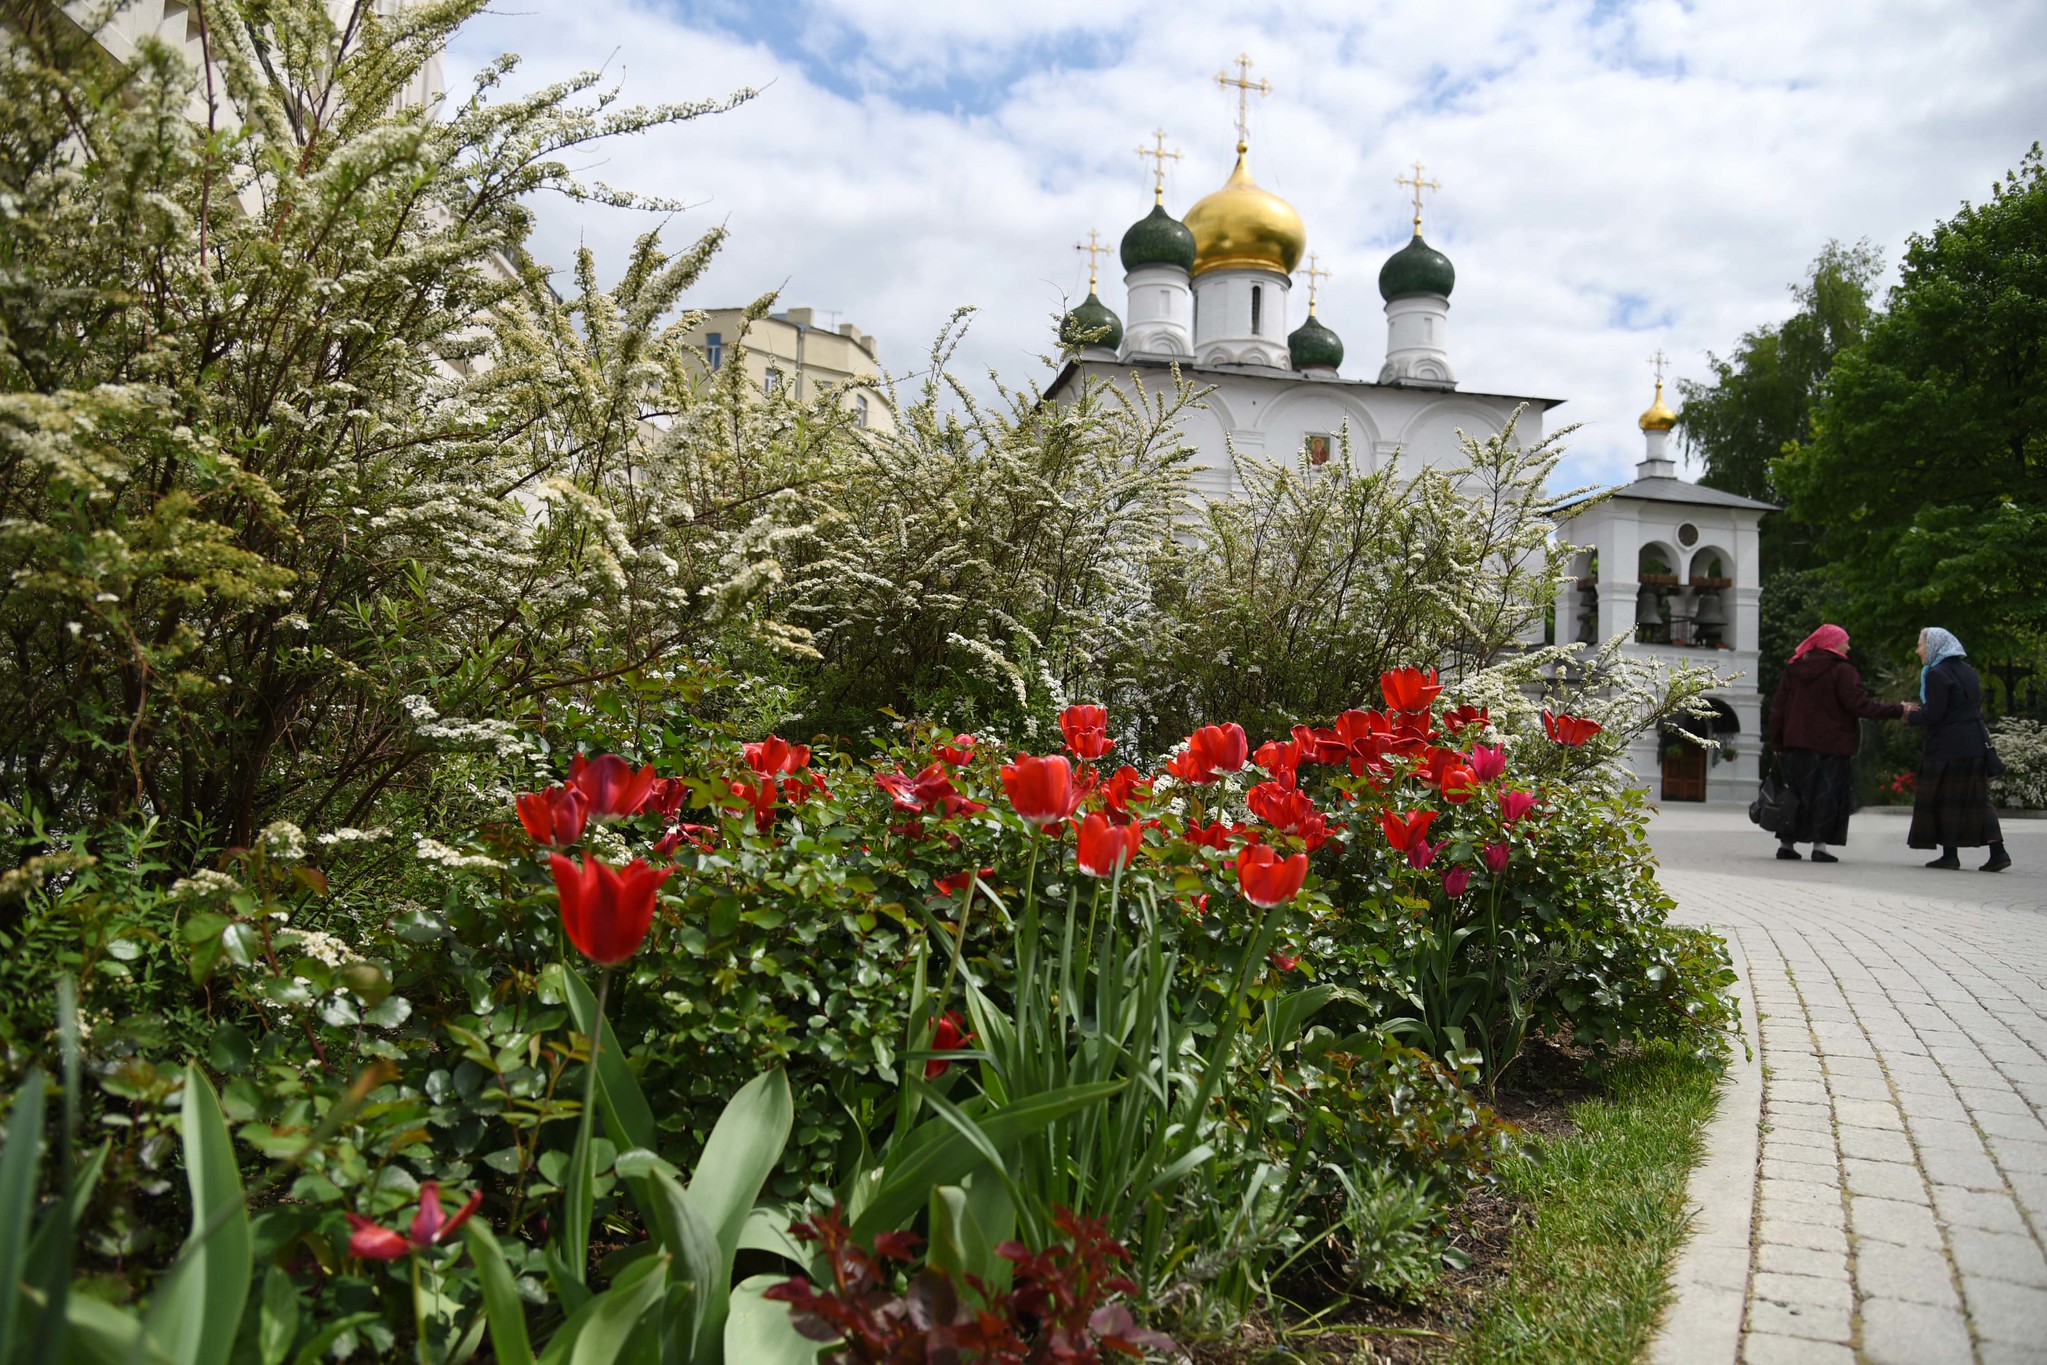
1458 1043 1725 1365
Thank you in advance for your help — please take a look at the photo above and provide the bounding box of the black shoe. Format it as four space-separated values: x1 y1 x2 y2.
1982 855 2012 873
1811 850 1839 864
1777 847 1802 861
1926 856 1961 869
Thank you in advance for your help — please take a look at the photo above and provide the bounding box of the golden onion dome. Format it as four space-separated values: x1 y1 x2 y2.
1638 379 1678 432
1184 143 1307 277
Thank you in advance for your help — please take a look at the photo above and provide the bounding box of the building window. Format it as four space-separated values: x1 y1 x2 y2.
706 332 723 369
1250 284 1262 336
764 367 782 394
854 394 869 428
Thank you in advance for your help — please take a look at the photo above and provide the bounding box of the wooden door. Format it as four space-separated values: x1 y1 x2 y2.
1661 744 1707 802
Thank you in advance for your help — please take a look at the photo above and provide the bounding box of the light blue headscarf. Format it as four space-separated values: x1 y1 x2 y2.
1918 627 1966 701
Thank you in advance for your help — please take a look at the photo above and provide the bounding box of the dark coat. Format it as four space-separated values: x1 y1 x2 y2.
1908 657 1991 764
1769 650 1904 756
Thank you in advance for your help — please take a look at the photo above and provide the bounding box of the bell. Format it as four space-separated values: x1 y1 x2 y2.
1693 591 1726 626
1635 584 1663 628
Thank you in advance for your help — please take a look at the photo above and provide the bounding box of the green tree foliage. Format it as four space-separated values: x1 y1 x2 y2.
1677 239 1882 509
1776 145 2047 698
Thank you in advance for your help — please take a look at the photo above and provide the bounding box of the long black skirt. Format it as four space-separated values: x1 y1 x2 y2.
1780 748 1852 845
1908 757 2003 850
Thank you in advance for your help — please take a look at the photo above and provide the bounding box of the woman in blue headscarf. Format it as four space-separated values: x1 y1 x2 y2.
1906 628 2011 871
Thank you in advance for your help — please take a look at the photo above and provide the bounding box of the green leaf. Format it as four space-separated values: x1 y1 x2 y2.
56 1293 177 1365
563 968 657 1153
736 1205 809 1268
550 1252 667 1365
724 1274 824 1365
464 1222 535 1365
852 1079 1125 1238
0 1070 47 1363
287 1313 382 1365
257 1265 299 1365
644 1168 723 1365
686 1069 793 1267
145 1065 253 1365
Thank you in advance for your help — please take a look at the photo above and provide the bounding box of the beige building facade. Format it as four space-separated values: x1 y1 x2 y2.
679 308 892 433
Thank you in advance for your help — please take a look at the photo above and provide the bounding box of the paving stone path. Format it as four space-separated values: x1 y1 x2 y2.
1648 806 2047 1365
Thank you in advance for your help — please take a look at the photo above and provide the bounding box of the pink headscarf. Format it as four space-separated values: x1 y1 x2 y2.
1792 624 1850 661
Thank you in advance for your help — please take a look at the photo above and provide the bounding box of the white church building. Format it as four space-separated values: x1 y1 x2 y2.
1046 75 1771 803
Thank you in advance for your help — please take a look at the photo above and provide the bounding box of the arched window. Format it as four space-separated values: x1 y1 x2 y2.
1250 284 1262 336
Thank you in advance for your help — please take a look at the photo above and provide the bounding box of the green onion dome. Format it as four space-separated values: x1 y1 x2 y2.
1119 203 1197 273
1378 232 1456 301
1059 292 1123 351
1288 312 1344 372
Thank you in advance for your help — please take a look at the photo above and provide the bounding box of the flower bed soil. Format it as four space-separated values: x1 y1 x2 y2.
1186 1039 1595 1364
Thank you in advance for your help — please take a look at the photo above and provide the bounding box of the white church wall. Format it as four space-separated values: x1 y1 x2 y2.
1192 268 1292 368
1122 265 1192 357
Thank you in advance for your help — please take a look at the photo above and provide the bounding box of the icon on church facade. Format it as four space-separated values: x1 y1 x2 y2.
1306 433 1333 466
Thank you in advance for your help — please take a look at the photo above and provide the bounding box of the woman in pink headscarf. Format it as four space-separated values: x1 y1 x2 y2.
1766 624 1910 862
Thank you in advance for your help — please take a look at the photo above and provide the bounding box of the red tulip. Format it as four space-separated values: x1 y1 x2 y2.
1253 738 1302 783
745 735 812 775
1380 667 1443 716
1269 950 1301 972
1075 811 1142 877
1058 704 1116 760
1190 723 1250 774
933 734 977 766
1443 704 1491 735
1184 819 1240 850
1482 842 1510 874
1236 843 1308 908
638 777 687 820
1542 710 1603 746
1499 790 1537 825
1247 781 1301 829
934 867 994 897
567 754 660 822
1467 744 1506 783
1380 809 1440 852
515 785 589 847
1407 838 1441 871
653 823 716 857
1000 754 1087 827
550 853 673 966
1440 764 1479 805
1165 748 1217 783
925 1012 974 1079
1102 765 1153 818
725 775 779 831
1291 724 1349 766
347 1183 484 1261
1442 865 1471 898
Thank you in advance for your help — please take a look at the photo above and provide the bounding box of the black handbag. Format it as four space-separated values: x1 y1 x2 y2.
1981 720 2008 779
1749 764 1800 835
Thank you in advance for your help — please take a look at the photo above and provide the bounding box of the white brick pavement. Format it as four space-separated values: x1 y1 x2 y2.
1649 806 2047 1365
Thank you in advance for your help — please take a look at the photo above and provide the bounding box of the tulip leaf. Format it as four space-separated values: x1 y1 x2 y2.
57 1293 177 1365
464 1222 535 1365
0 1070 46 1363
852 1079 1125 1238
146 1065 253 1365
685 1069 792 1270
724 1274 825 1364
643 1167 723 1363
563 968 657 1153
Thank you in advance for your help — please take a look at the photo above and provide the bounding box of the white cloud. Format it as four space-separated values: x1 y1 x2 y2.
445 0 2047 491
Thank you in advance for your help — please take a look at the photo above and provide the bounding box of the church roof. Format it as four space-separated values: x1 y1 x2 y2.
1590 476 1777 513
1121 203 1196 272
1046 355 1564 410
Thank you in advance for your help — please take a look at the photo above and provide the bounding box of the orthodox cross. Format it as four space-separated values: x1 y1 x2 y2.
1213 52 1272 147
1650 348 1670 386
1296 253 1332 315
1395 160 1442 233
1136 129 1182 204
1075 229 1108 292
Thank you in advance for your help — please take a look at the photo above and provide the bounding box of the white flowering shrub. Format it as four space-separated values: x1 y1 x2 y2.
1990 718 2047 810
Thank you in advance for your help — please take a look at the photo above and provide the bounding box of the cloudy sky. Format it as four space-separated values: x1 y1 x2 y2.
445 0 2046 491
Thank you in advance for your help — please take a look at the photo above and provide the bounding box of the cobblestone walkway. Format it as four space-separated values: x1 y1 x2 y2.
1651 807 2047 1364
